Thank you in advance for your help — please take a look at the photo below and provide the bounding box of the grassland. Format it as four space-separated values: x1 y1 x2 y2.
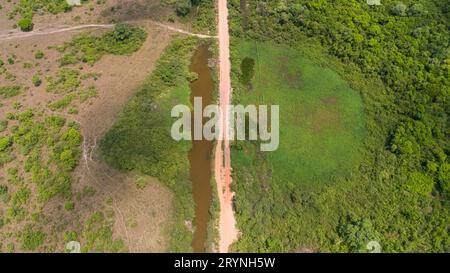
232 41 364 186
230 40 366 252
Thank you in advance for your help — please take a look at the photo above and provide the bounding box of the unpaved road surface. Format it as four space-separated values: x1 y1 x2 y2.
0 20 215 41
215 0 238 253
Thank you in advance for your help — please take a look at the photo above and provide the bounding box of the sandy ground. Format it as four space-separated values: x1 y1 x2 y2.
215 0 238 253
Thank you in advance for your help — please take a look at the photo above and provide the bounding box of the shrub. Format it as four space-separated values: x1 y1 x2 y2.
18 18 33 31
338 217 380 253
0 136 12 151
32 74 42 87
135 177 148 189
48 94 76 110
64 201 75 211
34 50 44 59
0 86 22 98
176 0 192 16
239 57 255 85
59 53 78 66
21 225 45 251
12 187 30 206
46 69 80 93
0 120 7 132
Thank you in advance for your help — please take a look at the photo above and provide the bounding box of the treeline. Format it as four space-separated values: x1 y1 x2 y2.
229 0 449 252
162 0 216 33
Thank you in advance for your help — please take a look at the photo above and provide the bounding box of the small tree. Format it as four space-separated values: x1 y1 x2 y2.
113 23 132 41
176 0 192 17
391 2 407 16
18 18 33 32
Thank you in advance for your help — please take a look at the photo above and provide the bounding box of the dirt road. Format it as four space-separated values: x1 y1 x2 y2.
215 0 238 253
0 20 215 41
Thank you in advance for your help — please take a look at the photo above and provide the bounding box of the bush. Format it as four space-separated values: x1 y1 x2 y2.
0 136 12 152
0 120 8 132
338 217 380 253
59 25 147 65
32 74 42 87
17 18 33 31
12 187 30 206
64 201 75 211
135 177 148 189
0 86 21 98
59 53 78 66
21 225 45 251
34 50 44 59
176 0 192 16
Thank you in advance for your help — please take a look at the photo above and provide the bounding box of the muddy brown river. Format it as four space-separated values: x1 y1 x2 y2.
189 45 214 253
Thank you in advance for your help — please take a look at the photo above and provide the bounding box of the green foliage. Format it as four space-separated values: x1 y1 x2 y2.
0 120 7 132
176 0 192 16
0 86 22 98
135 177 148 189
59 24 147 65
100 37 200 251
0 184 9 203
34 50 44 59
9 110 81 203
64 201 74 211
63 230 78 242
48 94 76 110
17 18 33 31
227 0 450 253
46 69 80 93
12 186 30 206
0 136 12 152
438 163 450 196
192 0 216 33
32 74 42 87
13 0 71 23
239 57 255 85
81 212 125 253
59 53 78 66
338 217 380 253
21 225 45 251
78 86 97 102
405 172 435 196
391 2 407 16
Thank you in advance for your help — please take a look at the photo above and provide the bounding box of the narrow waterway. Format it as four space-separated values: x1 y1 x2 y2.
189 44 214 253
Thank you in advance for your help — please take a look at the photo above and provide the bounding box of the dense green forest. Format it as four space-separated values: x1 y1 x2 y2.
229 0 449 252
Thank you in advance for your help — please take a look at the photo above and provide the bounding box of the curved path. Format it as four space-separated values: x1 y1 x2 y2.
0 20 215 41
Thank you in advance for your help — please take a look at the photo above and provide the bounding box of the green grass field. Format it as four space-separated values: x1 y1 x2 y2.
232 41 365 187
230 40 367 251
